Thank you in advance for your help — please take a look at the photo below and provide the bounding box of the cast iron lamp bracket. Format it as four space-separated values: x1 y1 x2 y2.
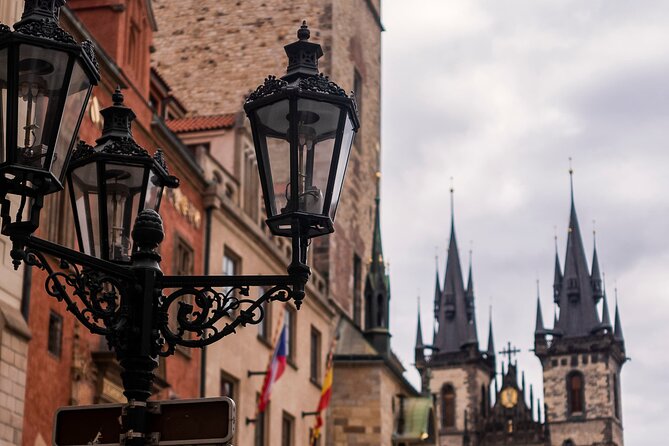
9 209 311 358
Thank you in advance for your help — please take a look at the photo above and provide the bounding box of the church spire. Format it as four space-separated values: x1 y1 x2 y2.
554 164 601 337
415 297 425 364
600 287 612 332
614 288 625 345
433 255 441 339
553 235 563 303
535 281 546 336
591 227 603 301
486 307 495 358
434 184 478 354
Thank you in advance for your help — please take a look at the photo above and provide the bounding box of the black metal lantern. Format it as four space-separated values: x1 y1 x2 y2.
244 22 359 238
67 88 178 262
0 0 99 197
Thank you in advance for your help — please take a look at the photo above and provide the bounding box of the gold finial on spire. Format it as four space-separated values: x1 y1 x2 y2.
568 157 575 203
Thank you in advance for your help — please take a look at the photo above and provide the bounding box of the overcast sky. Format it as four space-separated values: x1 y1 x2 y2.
381 2 669 444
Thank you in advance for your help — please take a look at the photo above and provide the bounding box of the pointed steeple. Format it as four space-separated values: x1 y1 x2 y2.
466 248 474 301
553 236 563 303
591 228 603 301
614 289 625 344
535 291 546 336
554 164 601 337
600 286 612 332
433 255 441 335
486 307 495 358
434 183 478 354
415 297 424 350
369 175 384 275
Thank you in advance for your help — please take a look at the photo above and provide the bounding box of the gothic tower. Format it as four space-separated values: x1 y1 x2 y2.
419 191 495 446
364 182 391 355
534 174 626 446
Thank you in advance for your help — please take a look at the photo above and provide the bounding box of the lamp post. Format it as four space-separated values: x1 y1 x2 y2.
0 3 358 444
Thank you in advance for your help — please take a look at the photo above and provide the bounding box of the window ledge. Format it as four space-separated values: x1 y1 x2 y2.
257 334 272 348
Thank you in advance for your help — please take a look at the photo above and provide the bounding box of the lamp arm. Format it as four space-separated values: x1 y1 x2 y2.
24 236 133 279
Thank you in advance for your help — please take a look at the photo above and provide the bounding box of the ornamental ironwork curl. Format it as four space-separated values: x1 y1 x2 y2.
22 248 123 341
246 75 288 102
14 19 76 44
81 40 100 72
298 73 348 97
157 284 293 356
100 138 151 158
71 140 95 161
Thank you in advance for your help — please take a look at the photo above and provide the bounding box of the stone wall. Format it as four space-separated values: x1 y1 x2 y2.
430 364 491 446
328 363 407 446
543 352 624 446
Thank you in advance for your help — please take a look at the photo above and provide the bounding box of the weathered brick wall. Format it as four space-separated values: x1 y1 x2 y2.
543 353 624 445
152 0 382 318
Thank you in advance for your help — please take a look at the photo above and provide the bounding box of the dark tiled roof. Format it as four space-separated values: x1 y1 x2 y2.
167 114 236 133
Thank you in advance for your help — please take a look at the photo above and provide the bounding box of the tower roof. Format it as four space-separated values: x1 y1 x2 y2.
553 169 601 337
433 187 479 354
535 291 546 336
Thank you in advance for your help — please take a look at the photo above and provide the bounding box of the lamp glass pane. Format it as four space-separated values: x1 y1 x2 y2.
71 162 100 257
296 98 340 216
104 163 145 262
255 99 290 216
329 114 355 219
0 48 7 164
52 61 91 182
16 45 70 171
144 171 164 211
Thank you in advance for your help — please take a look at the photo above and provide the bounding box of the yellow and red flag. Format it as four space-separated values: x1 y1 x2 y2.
309 327 338 445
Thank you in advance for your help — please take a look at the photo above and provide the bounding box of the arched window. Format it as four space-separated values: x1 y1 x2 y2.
612 373 620 419
567 371 585 415
365 290 373 330
563 440 575 446
441 384 456 428
481 385 487 416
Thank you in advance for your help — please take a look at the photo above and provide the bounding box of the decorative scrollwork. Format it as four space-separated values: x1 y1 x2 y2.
299 73 348 97
23 248 125 346
157 284 293 356
246 75 288 102
81 40 100 72
14 19 76 44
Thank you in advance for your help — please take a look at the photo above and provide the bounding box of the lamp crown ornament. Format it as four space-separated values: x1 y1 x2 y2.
97 86 137 145
283 20 323 81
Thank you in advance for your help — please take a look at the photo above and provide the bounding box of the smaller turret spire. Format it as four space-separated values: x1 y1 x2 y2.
535 281 546 336
415 297 425 349
591 224 603 301
486 306 495 357
614 287 625 344
600 277 612 332
553 234 563 303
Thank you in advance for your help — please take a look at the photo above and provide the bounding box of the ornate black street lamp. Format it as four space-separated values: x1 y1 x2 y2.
0 6 356 444
244 21 359 238
0 0 99 239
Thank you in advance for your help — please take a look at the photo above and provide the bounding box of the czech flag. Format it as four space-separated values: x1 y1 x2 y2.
258 323 287 413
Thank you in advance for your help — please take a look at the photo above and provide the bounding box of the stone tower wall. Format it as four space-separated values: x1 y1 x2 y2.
542 352 624 446
430 364 491 446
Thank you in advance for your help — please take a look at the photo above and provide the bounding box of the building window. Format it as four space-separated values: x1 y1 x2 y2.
223 248 241 315
257 288 271 342
281 411 294 446
284 307 296 363
243 149 261 222
376 294 385 327
481 385 487 416
441 384 455 428
255 392 266 446
310 326 321 384
365 289 373 330
172 237 194 350
48 311 63 357
353 254 362 327
613 373 620 419
567 371 585 415
220 371 237 399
